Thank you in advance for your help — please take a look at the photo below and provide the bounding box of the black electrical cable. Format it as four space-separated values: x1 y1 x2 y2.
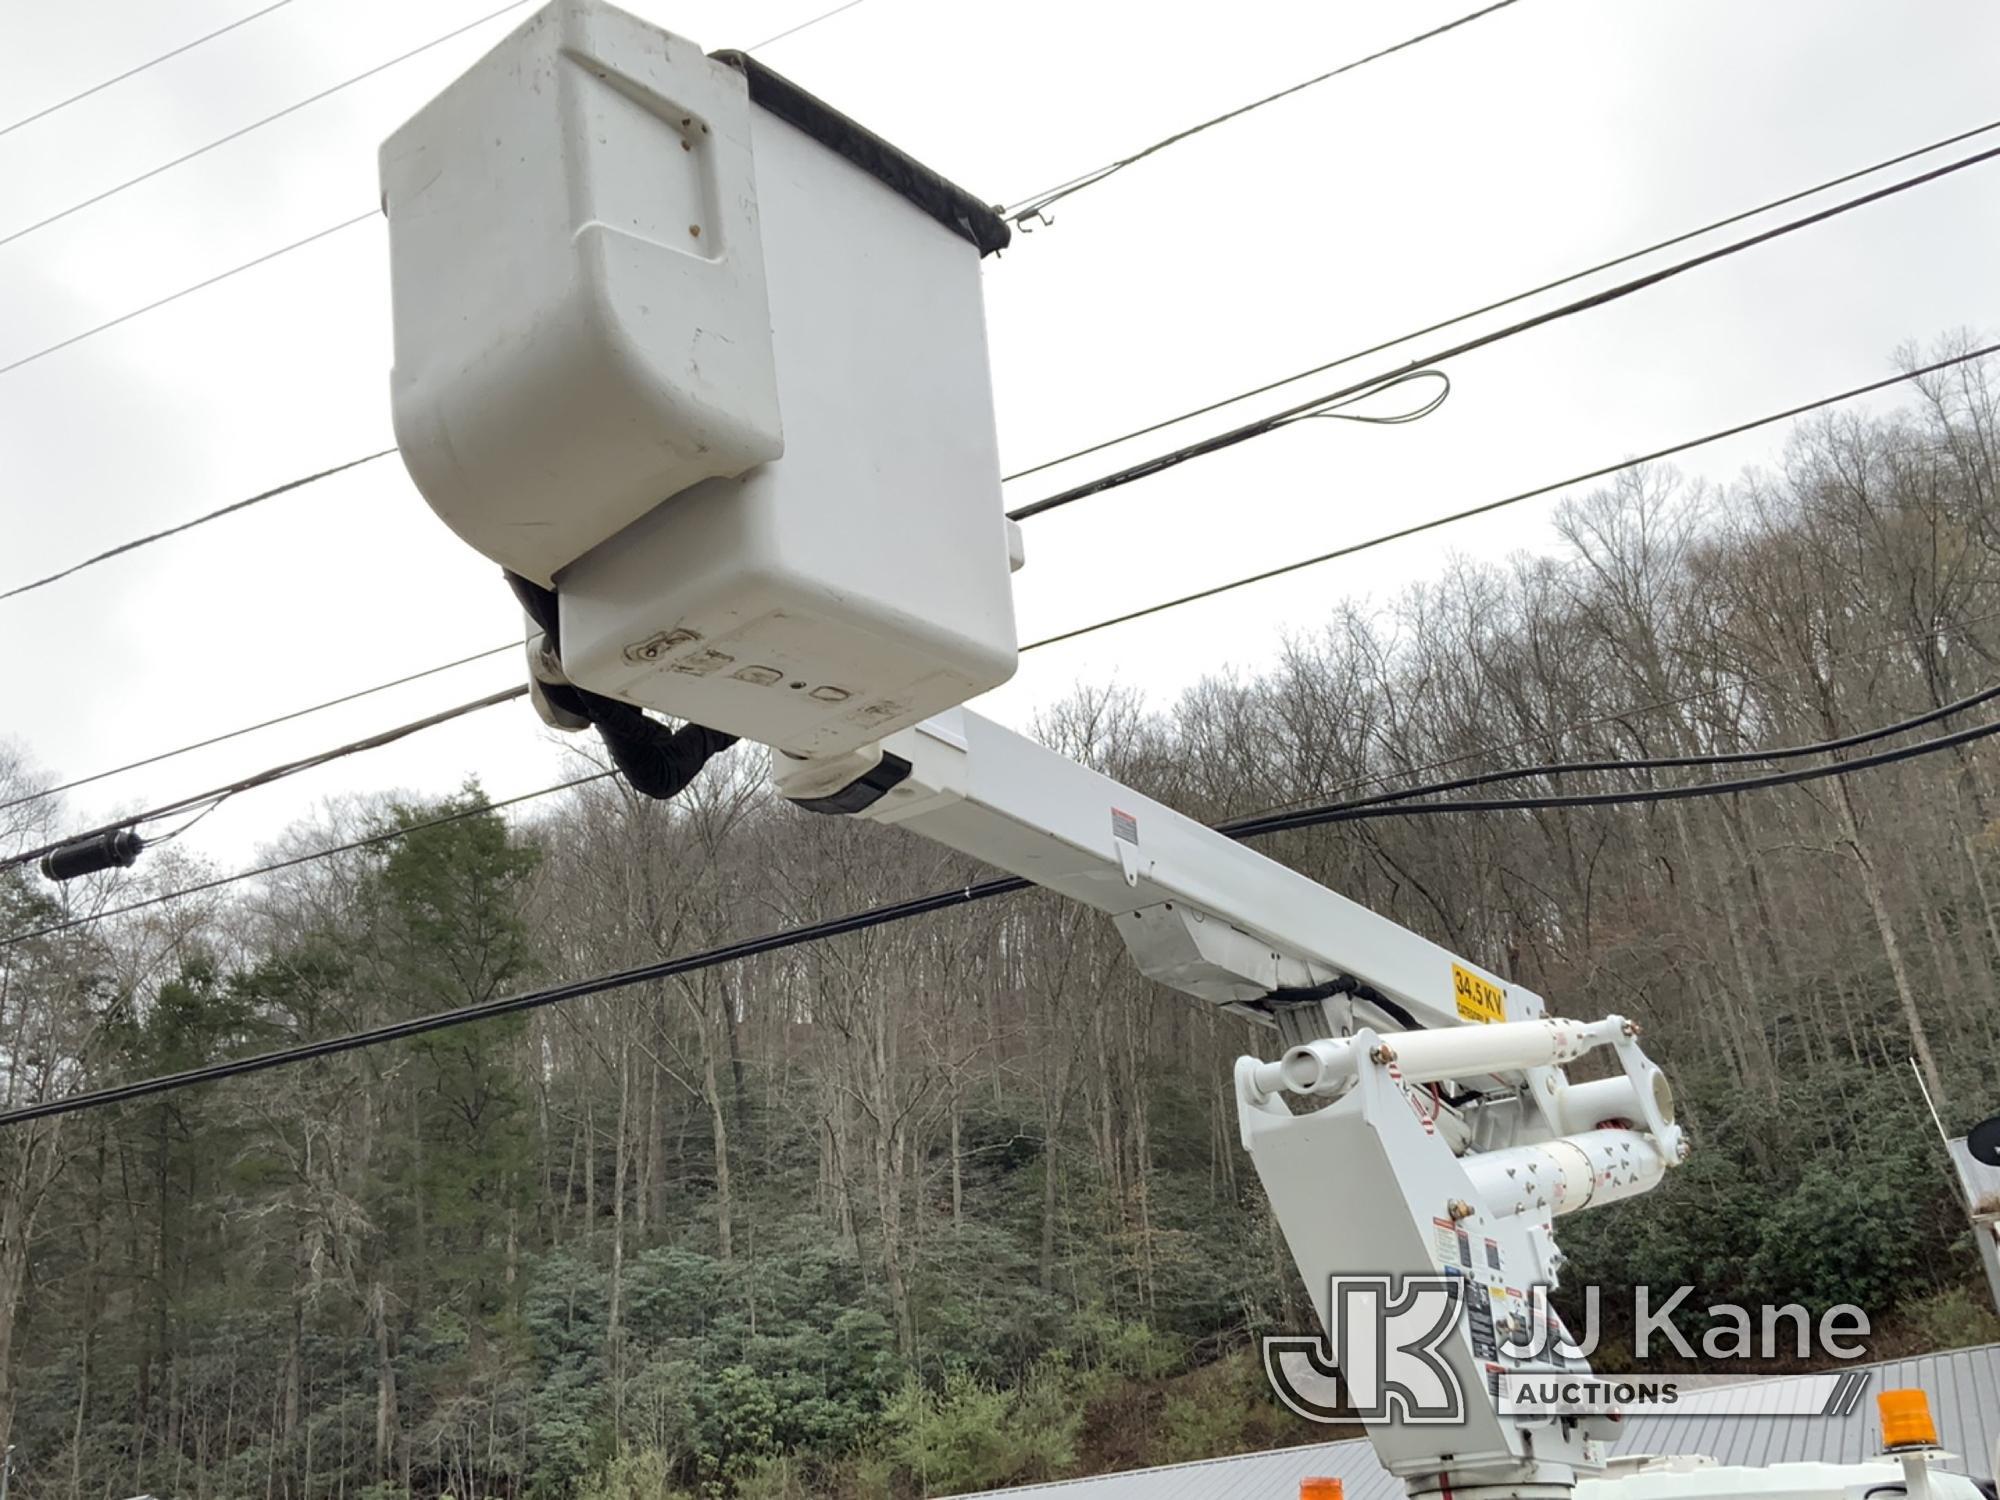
1 0 868 376
1224 604 2000 828
14 605 1992 949
11 699 1999 1124
4 112 1985 409
0 0 536 252
1001 0 1525 228
0 641 519 815
1277 369 1451 427
1004 143 2000 523
0 0 303 139
1002 114 2000 484
13 344 1993 870
1020 341 2000 650
1216 714 2000 841
0 375 1437 604
1273 677 2000 819
0 685 527 874
2 770 616 950
19 127 1993 603
0 874 1035 1125
1268 976 1423 1032
0 213 379 379
1 143 1987 897
0 448 398 602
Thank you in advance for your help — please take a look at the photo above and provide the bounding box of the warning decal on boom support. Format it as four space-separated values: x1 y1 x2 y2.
1452 963 1506 1024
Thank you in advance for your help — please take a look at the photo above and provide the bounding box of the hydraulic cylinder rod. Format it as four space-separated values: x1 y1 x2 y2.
1251 1016 1630 1097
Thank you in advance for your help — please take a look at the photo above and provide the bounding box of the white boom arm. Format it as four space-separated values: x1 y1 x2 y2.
774 708 1688 1500
775 709 1534 1027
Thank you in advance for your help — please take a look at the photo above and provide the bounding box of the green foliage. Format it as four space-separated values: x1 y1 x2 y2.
884 1361 1082 1494
576 1449 694 1500
731 1452 819 1499
696 1366 780 1485
1068 1307 1185 1383
909 1223 1069 1381
378 780 542 1006
380 785 541 1338
516 1240 906 1494
1744 1154 1927 1314
1897 1286 2000 1353
1156 1379 1253 1466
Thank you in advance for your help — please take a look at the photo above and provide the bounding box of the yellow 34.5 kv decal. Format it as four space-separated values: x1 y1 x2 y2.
1452 963 1506 1024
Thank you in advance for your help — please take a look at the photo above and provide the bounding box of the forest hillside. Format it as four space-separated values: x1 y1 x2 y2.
4 350 2000 1498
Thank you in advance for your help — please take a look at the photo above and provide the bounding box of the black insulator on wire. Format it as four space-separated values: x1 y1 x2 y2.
41 828 145 882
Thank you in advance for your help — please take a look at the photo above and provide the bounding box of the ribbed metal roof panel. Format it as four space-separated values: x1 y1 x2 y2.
954 1344 2000 1499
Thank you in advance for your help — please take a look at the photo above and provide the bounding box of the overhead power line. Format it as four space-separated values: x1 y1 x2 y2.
1005 142 2000 522
0 448 397 602
0 213 379 379
0 0 305 139
8 607 1997 951
0 641 518 816
8 111 1989 577
10 693 1999 1125
2 133 1989 848
3 769 615 950
1001 0 1524 228
0 686 527 874
0 0 535 252
1003 113 2000 483
12 343 1994 845
0 0 872 375
746 0 871 51
17 124 1993 602
1228 606 2000 829
1220 711 2000 840
39 67 1976 408
1255 677 2000 822
3 97 1978 416
0 874 1033 1125
1020 341 2000 650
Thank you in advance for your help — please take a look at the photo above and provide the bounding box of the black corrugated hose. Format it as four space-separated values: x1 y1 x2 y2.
504 572 738 802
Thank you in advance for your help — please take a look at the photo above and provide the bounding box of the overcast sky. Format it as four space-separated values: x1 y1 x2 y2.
4 0 1998 887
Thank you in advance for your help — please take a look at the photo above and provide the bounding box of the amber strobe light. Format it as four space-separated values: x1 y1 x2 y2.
1301 1480 1345 1500
1878 1388 1940 1450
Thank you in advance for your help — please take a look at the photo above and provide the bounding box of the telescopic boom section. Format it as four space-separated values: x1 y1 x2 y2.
773 706 1531 1031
